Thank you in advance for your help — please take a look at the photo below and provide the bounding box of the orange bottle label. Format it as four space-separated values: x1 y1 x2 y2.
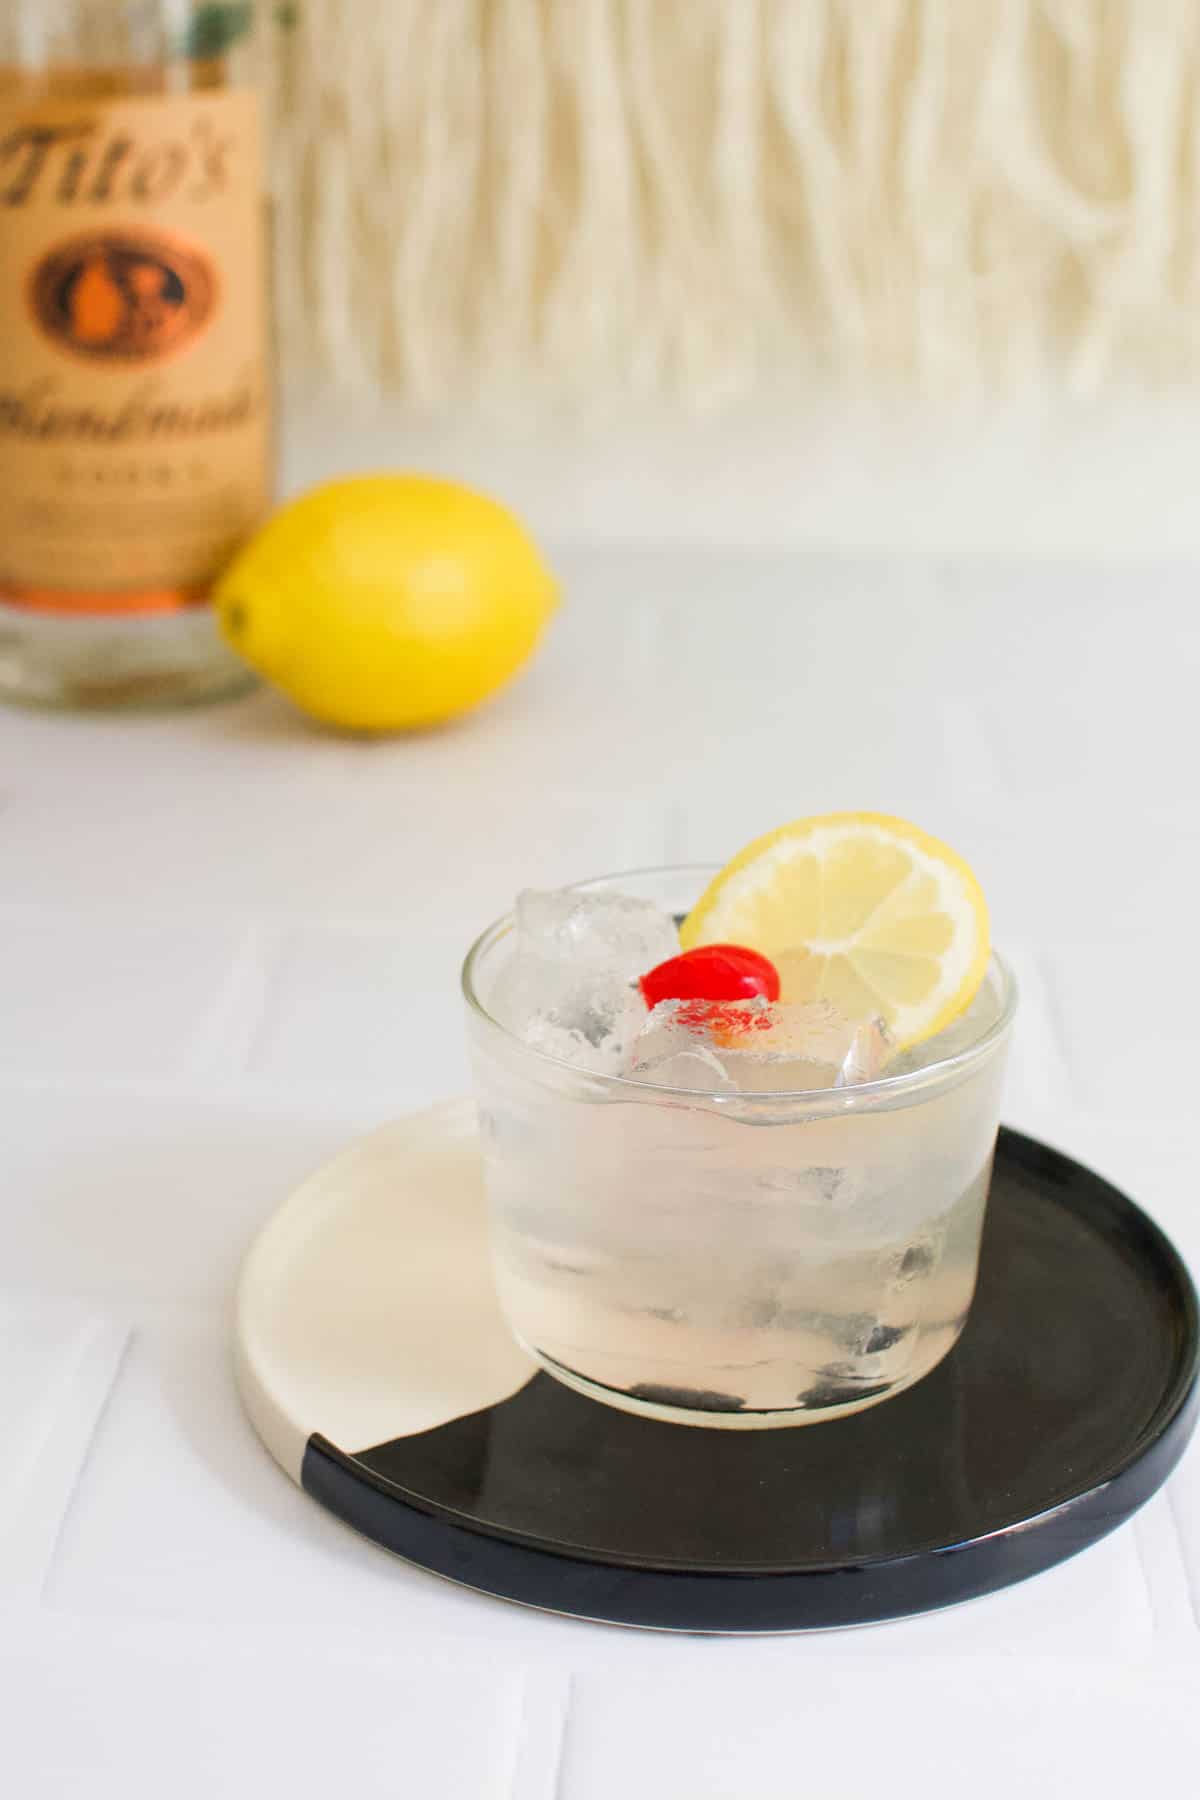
0 87 270 613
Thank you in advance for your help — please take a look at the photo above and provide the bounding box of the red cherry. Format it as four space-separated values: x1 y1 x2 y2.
639 943 781 1009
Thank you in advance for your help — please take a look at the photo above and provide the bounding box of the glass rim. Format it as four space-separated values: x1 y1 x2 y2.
461 864 1018 1105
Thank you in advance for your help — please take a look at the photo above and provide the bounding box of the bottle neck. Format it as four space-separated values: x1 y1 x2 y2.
0 3 258 96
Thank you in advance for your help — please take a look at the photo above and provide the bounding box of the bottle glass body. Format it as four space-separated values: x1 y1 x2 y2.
0 1 271 707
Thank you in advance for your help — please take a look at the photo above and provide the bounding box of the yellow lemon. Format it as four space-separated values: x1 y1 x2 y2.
681 813 990 1048
215 475 558 731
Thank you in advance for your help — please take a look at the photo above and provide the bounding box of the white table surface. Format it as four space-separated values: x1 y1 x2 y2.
3 542 1200 1796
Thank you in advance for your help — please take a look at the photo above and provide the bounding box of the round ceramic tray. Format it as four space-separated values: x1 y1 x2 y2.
235 1101 1199 1632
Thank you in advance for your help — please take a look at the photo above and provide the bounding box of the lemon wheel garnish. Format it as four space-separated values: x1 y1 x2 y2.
680 813 990 1049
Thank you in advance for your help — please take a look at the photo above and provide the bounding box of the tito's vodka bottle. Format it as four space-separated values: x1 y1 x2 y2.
0 3 271 707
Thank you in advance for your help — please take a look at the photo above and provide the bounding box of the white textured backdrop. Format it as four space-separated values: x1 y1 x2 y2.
270 0 1200 410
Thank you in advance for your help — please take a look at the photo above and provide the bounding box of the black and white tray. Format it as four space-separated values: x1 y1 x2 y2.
235 1101 1199 1633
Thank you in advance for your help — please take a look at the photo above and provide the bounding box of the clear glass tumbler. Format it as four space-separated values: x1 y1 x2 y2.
463 867 1016 1429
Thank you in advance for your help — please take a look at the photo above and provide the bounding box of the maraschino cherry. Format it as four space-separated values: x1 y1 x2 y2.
639 943 781 1009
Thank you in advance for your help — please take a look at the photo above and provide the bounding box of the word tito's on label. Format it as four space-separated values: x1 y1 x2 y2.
0 115 236 208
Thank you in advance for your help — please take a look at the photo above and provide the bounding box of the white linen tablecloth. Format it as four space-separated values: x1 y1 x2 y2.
2 545 1199 1796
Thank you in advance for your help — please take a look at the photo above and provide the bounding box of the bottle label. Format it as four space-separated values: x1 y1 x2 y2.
0 87 270 612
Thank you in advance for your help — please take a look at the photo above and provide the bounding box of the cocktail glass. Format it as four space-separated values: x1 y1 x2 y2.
463 867 1016 1428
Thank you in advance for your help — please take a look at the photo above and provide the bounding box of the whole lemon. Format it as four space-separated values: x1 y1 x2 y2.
214 475 558 731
